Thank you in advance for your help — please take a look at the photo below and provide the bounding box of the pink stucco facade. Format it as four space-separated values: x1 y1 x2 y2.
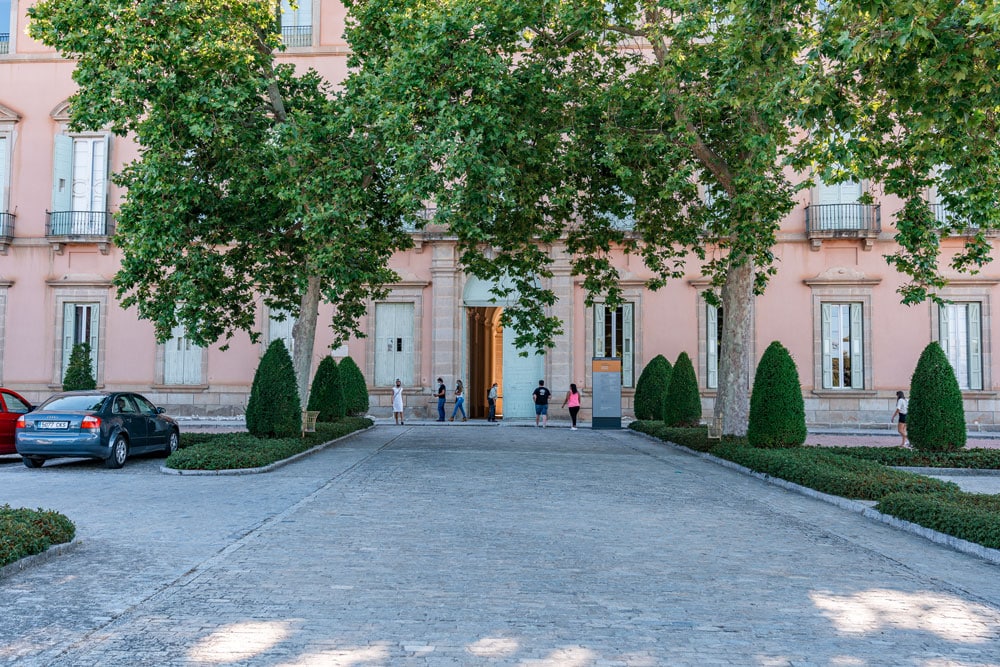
2 1 999 427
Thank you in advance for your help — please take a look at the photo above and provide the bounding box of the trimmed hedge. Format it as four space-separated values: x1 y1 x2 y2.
634 355 672 421
877 492 1000 549
63 343 97 391
166 418 373 470
824 446 1000 469
663 352 702 426
307 356 346 422
711 443 959 500
629 422 738 452
0 505 76 568
747 341 806 448
339 356 369 416
246 339 301 439
908 342 966 451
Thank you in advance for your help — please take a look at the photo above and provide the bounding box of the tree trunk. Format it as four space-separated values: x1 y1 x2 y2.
292 275 322 406
715 258 755 436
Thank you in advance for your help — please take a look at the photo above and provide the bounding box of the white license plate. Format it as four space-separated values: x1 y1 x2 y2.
38 421 70 430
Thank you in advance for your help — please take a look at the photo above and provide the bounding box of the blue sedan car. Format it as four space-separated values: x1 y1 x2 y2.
15 391 180 469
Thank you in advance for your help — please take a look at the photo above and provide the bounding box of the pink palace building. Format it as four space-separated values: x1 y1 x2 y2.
2 1 999 426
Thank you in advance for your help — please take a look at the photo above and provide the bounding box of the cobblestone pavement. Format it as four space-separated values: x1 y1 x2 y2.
2 425 1000 666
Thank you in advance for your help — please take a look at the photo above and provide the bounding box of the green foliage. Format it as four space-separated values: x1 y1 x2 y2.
823 447 1000 470
629 422 741 452
62 343 97 391
166 418 372 470
712 443 959 500
338 356 369 417
908 342 966 452
0 505 76 568
633 355 672 421
877 492 1000 550
246 340 301 439
747 341 806 448
27 0 412 399
662 352 702 427
307 356 345 422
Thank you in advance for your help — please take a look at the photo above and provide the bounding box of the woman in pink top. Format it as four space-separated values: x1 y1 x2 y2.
561 383 581 430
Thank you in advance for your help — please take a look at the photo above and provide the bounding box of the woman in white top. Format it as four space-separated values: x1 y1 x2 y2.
392 378 405 425
891 390 909 447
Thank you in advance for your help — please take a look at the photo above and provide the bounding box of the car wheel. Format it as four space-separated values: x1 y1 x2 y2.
164 431 179 456
22 457 44 469
106 435 128 469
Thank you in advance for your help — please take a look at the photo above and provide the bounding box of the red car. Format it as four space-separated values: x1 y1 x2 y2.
0 389 34 455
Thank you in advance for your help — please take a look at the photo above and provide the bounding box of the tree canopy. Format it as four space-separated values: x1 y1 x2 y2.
28 0 413 401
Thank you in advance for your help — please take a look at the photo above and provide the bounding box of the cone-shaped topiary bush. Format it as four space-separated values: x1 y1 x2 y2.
307 355 345 422
63 343 97 391
246 339 301 438
747 341 806 448
338 356 369 416
908 342 966 451
662 352 702 426
634 355 673 420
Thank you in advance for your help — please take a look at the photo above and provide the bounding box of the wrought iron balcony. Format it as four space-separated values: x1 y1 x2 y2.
805 203 881 250
281 25 312 47
46 211 115 254
0 33 9 55
0 212 13 254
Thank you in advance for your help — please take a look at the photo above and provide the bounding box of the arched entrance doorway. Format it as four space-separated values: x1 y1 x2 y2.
463 276 544 421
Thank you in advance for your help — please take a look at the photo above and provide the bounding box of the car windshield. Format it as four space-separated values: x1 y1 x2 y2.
40 395 107 412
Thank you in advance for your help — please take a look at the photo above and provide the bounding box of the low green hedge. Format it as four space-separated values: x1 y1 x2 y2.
629 422 744 452
166 418 373 471
877 492 1000 549
0 505 76 568
824 446 1000 470
712 443 960 500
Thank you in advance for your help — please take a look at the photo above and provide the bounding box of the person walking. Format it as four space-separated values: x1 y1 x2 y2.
891 390 909 447
532 379 551 428
561 383 581 430
450 379 467 421
487 382 499 422
436 378 447 422
392 379 405 425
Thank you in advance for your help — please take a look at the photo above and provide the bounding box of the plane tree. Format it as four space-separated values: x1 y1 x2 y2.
28 0 411 402
344 0 1000 434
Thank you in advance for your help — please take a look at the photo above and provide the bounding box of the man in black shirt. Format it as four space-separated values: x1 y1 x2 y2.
532 379 551 428
436 378 447 422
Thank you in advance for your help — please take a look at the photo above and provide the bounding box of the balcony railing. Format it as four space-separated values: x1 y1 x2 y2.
0 34 9 55
805 203 881 249
47 211 115 237
0 212 13 253
281 25 312 47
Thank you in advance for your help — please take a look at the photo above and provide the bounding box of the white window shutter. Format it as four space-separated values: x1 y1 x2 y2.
622 303 634 387
969 302 982 391
821 304 832 388
52 134 73 213
88 304 100 374
0 136 8 211
594 304 606 358
707 304 718 389
850 302 864 389
62 302 75 376
938 305 952 365
98 134 111 211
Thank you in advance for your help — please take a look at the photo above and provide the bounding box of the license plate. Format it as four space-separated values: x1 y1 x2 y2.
38 421 69 430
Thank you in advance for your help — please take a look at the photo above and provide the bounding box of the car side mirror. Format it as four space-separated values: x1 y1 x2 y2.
156 407 166 414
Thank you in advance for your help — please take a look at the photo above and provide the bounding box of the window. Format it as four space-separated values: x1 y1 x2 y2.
595 302 634 386
280 0 312 47
0 0 10 55
164 325 203 385
374 302 414 385
267 309 296 356
706 304 722 389
821 303 863 389
940 303 983 391
51 134 111 235
0 134 8 211
813 177 864 229
62 302 99 379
